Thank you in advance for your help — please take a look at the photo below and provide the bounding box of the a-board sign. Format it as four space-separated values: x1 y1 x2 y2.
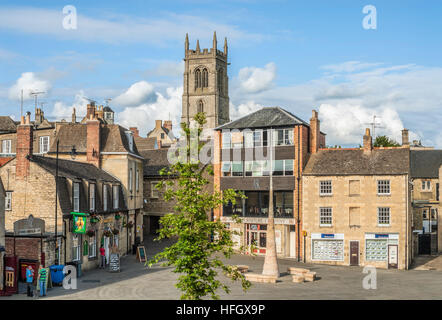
136 246 146 262
109 253 120 272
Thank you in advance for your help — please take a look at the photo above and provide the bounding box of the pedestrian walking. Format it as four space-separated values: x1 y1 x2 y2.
100 245 106 269
38 266 48 297
26 265 35 297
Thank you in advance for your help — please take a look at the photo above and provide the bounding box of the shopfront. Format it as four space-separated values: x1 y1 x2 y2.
365 233 399 269
311 233 344 262
246 224 267 254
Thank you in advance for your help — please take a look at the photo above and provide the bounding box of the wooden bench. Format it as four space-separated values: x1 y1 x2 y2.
304 272 317 282
287 267 310 275
245 273 277 284
235 265 249 273
292 274 305 283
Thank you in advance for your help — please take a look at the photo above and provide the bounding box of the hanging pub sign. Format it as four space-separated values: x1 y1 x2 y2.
71 212 89 234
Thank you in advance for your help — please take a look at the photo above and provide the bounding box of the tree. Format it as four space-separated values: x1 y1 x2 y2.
373 135 400 147
146 112 251 300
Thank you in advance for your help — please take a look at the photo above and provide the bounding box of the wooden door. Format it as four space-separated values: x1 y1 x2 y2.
388 245 398 269
350 241 359 266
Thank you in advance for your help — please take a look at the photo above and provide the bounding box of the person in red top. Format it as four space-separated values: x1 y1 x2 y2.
99 245 106 269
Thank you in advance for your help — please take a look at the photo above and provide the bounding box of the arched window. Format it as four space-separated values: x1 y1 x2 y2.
197 100 204 113
202 69 208 88
195 69 201 89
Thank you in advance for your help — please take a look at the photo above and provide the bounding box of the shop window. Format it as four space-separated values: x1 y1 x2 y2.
377 180 391 195
89 233 97 258
312 239 344 261
377 207 391 226
319 180 332 196
319 207 332 226
366 239 388 261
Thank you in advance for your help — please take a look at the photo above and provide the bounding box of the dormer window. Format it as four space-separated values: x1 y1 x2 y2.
125 131 134 152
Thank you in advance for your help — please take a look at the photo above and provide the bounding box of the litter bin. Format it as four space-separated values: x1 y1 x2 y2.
65 261 82 278
49 265 65 285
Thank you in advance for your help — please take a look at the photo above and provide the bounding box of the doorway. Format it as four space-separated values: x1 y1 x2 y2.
104 236 110 264
246 224 267 255
388 244 398 269
418 234 431 255
349 241 359 266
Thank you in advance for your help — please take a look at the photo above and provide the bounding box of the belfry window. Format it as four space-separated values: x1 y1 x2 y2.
197 100 204 113
195 68 208 89
202 68 208 87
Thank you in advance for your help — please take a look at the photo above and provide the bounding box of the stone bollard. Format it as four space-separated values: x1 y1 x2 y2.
304 272 316 282
292 275 305 283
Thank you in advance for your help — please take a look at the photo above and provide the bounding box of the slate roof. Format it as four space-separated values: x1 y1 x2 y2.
215 107 309 130
303 148 410 176
29 155 120 183
48 123 142 156
410 150 442 179
141 149 171 177
0 116 18 133
134 136 157 152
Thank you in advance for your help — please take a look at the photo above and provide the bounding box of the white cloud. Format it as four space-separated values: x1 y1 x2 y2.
321 61 383 73
117 85 183 137
51 91 89 120
0 7 263 45
230 101 263 120
8 72 51 101
113 81 156 107
237 62 276 93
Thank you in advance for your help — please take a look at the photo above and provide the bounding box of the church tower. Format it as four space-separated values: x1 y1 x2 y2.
181 32 230 130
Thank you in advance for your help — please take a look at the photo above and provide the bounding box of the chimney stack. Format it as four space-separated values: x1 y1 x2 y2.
72 108 76 123
402 129 410 146
310 110 320 154
363 128 373 153
86 118 101 168
130 127 140 138
16 111 33 179
155 120 162 129
163 120 172 133
86 103 96 120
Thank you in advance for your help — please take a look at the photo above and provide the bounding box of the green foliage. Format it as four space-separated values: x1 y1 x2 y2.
373 135 400 147
146 112 251 300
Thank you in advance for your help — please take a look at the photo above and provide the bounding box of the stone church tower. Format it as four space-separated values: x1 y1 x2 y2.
181 32 230 130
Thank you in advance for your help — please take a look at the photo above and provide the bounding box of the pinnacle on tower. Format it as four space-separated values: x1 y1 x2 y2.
213 31 217 50
196 39 200 52
185 33 189 52
224 37 228 55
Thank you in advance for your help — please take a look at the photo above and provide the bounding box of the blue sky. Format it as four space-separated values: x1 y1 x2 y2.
1 0 442 147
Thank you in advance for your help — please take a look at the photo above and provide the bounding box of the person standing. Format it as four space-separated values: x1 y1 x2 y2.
38 266 47 297
99 245 106 269
26 265 35 297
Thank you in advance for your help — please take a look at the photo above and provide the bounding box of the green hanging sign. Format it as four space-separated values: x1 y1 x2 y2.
71 212 89 234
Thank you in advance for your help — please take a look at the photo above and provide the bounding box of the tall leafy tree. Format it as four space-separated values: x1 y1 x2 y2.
147 112 250 300
373 135 400 147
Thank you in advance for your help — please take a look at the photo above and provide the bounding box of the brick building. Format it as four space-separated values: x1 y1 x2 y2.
213 107 326 259
302 128 413 269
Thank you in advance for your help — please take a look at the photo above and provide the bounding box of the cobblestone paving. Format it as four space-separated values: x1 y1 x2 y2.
3 236 442 300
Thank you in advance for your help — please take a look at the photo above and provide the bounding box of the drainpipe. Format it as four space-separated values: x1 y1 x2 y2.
126 211 129 254
405 175 409 270
64 219 67 264
297 125 301 262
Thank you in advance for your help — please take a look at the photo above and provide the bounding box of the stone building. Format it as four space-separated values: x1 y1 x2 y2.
181 32 230 130
0 108 143 272
213 107 326 259
302 128 413 269
410 149 442 255
0 179 5 291
146 120 175 148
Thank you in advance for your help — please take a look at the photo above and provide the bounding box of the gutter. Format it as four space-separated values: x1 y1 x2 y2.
100 152 145 160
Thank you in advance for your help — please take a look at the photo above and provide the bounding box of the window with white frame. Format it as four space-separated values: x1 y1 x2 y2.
253 130 262 147
129 168 133 193
377 180 391 195
377 207 391 226
89 183 96 211
422 180 431 191
151 181 159 198
88 232 97 258
5 191 12 210
2 140 11 154
319 207 333 226
136 169 140 192
72 234 80 261
103 185 108 211
273 128 294 146
222 131 231 149
73 182 80 212
39 136 50 153
244 130 253 148
320 180 333 195
113 185 119 209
